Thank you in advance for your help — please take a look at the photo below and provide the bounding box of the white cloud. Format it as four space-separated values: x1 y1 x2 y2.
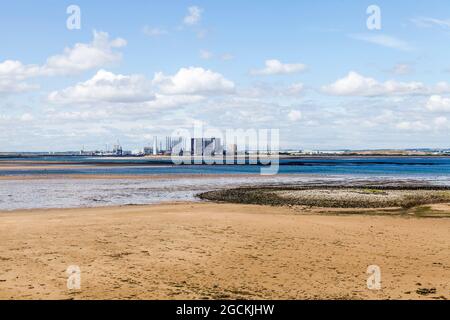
48 70 154 104
47 67 231 111
43 31 126 75
239 82 304 98
288 110 302 121
426 95 450 112
0 77 38 93
411 17 450 29
0 60 41 93
396 121 430 131
19 113 34 122
350 34 412 51
145 94 205 109
142 26 169 37
152 67 235 95
49 110 111 121
285 83 305 95
0 60 41 80
361 110 396 128
435 82 450 94
184 6 203 25
322 71 425 96
434 116 448 127
0 31 126 94
251 59 307 75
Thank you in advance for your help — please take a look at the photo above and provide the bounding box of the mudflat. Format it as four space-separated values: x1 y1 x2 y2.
0 202 448 300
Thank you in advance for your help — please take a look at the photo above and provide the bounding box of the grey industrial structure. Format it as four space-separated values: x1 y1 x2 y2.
142 136 234 156
190 138 222 156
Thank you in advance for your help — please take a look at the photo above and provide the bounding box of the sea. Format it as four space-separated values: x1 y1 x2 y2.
1 156 450 210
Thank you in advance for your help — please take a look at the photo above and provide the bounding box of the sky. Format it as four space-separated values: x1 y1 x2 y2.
1 0 450 151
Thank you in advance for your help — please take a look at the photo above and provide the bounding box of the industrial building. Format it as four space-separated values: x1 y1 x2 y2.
190 138 222 156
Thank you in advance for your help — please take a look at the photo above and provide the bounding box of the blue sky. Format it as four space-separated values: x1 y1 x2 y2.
1 0 450 151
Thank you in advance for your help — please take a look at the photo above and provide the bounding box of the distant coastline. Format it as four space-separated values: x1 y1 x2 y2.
1 148 450 159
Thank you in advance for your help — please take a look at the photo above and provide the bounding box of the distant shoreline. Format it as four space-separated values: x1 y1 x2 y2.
1 155 450 169
1 153 450 160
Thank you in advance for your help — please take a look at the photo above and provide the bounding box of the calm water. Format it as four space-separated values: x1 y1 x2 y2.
1 156 450 210
1 156 450 176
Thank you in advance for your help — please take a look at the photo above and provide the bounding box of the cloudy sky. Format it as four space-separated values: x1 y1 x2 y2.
1 0 450 151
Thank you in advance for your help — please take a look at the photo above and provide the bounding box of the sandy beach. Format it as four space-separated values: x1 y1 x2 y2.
3 0 450 305
0 202 448 300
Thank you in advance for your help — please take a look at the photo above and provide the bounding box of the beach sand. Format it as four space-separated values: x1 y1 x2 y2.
0 202 448 300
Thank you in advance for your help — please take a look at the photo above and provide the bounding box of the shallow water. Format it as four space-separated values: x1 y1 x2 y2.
2 156 450 210
1 174 450 211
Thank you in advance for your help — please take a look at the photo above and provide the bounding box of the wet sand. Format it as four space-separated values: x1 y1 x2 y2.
0 202 448 300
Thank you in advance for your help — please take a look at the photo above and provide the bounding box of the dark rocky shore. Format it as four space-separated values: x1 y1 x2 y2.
198 184 450 211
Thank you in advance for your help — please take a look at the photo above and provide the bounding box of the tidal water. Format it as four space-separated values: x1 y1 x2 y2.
1 156 450 176
1 156 450 210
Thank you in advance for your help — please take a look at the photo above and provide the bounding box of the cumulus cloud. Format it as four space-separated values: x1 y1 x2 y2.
324 72 450 97
43 31 126 75
434 82 450 94
48 70 154 104
0 31 126 94
0 60 41 80
0 78 38 93
251 59 307 76
322 71 426 96
47 67 233 111
0 60 41 93
184 6 203 25
152 67 235 95
426 95 450 112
